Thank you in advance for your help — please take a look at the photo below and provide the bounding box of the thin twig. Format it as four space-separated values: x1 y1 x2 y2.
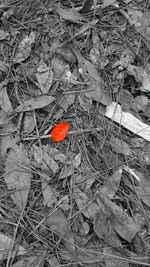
21 127 103 141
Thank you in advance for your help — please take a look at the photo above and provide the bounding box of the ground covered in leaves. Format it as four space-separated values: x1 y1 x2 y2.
0 0 150 266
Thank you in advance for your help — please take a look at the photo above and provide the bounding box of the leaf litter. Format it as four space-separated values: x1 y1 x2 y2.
1 0 150 266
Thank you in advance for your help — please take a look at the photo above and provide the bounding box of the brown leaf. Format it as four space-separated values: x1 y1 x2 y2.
14 95 55 112
4 142 32 210
96 193 139 242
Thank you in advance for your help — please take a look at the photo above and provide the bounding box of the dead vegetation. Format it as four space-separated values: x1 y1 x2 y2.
0 0 150 266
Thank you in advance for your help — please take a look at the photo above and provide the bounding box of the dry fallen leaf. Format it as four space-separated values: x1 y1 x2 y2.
85 81 112 106
11 253 46 267
89 30 100 66
0 29 10 40
74 187 99 219
0 84 13 113
55 46 77 63
59 94 76 112
36 62 54 94
4 142 32 210
101 0 117 9
33 145 59 173
57 7 85 23
47 256 60 267
94 208 122 247
14 95 55 113
135 174 150 207
59 152 82 179
110 136 131 156
13 31 36 64
79 58 102 83
23 113 35 133
0 233 26 261
96 193 139 242
104 247 129 267
46 209 76 256
135 95 148 112
80 0 93 14
40 172 58 207
99 166 123 199
127 64 150 92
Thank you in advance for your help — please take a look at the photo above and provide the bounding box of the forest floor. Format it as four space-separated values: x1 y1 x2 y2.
0 0 150 266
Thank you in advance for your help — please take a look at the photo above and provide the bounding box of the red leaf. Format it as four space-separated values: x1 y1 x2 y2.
51 122 71 142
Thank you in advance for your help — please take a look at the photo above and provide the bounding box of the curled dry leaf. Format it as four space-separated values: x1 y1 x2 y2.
13 31 36 64
51 122 71 142
4 142 32 210
14 95 55 113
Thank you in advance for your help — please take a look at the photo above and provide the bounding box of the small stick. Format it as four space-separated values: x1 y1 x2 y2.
21 127 103 141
